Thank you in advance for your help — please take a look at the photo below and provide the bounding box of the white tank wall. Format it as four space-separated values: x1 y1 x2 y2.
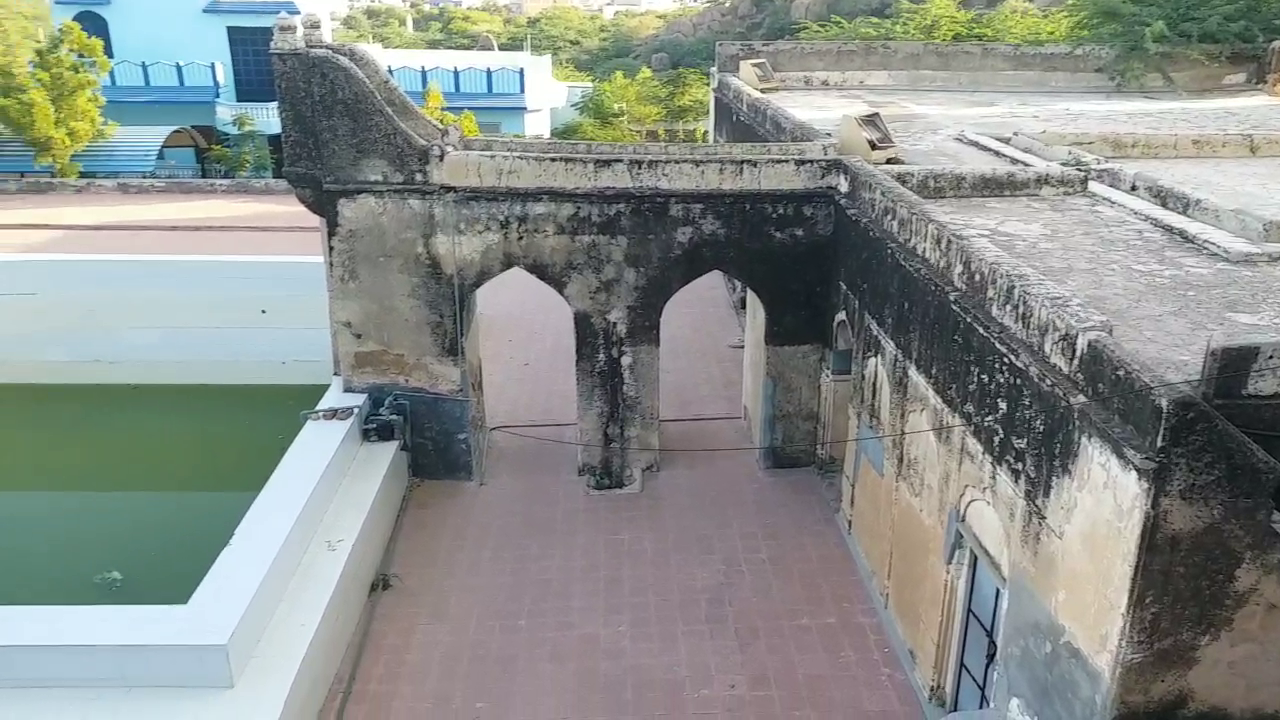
0 255 334 384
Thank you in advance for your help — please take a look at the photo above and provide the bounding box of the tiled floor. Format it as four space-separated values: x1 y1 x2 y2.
323 271 920 719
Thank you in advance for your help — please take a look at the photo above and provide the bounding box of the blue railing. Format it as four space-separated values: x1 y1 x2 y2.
100 61 224 103
387 66 525 95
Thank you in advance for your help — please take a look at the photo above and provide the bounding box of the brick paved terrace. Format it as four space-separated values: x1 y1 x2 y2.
322 271 922 720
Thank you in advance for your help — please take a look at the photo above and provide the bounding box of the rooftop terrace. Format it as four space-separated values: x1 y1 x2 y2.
719 41 1280 382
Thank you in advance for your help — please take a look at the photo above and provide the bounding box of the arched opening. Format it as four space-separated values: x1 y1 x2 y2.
657 270 768 468
155 127 209 178
463 267 576 478
72 11 113 59
820 313 857 471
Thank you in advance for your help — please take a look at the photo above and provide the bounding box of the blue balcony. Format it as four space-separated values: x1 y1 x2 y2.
101 60 225 103
388 66 528 110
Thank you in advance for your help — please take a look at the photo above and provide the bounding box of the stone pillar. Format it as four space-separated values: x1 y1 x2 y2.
740 289 824 468
765 344 824 467
575 312 658 491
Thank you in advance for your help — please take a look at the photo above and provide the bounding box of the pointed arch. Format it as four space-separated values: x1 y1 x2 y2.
72 11 114 59
832 313 855 377
659 270 752 422
466 267 576 429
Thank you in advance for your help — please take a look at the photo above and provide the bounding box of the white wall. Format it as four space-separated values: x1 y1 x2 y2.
0 255 333 384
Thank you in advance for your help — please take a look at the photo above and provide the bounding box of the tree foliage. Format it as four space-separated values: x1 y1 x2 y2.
422 82 482 136
206 113 274 178
335 3 708 79
1067 0 1279 81
554 66 709 143
794 0 1276 78
794 0 1077 44
0 0 115 178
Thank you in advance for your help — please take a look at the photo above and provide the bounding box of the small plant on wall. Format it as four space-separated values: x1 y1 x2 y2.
421 82 482 137
206 113 274 178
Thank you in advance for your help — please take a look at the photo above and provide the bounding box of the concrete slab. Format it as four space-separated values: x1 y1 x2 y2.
0 194 322 255
924 194 1280 380
0 194 316 228
1120 157 1280 221
771 88 1280 166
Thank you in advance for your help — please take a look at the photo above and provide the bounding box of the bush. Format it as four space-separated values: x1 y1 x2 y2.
794 0 1080 44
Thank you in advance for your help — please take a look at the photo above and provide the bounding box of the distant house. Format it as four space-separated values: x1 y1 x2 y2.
13 3 574 177
358 46 571 138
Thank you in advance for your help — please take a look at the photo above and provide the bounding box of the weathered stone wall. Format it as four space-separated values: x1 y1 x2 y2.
714 41 1262 91
1111 334 1280 719
0 178 293 194
713 75 830 143
829 171 1148 720
275 22 1280 716
271 29 851 489
718 53 1280 719
321 188 834 485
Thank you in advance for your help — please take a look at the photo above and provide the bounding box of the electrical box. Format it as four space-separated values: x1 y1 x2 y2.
838 107 903 164
738 59 781 92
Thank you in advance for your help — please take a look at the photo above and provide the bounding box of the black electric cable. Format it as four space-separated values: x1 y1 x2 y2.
488 363 1280 452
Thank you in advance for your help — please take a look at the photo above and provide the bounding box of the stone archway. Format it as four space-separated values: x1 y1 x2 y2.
269 23 847 491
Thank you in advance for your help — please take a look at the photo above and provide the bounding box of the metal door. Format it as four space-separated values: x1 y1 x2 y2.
954 552 1002 712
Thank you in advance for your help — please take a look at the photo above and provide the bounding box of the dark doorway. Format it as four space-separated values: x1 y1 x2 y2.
72 11 113 59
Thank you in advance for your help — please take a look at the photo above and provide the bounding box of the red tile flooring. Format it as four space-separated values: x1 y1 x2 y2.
323 271 921 719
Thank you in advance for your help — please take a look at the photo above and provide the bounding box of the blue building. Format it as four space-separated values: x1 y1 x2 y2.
8 0 565 177
357 46 568 138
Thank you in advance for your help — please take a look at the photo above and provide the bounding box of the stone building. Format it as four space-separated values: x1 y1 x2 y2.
271 16 1280 719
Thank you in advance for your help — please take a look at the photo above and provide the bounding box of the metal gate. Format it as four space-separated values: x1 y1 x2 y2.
954 552 1002 712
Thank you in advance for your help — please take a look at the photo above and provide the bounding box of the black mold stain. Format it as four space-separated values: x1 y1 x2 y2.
1116 396 1280 708
1116 694 1280 720
623 195 835 347
1209 345 1262 401
835 206 1087 507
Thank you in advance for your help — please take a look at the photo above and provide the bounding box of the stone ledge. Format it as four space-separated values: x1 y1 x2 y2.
434 152 847 192
713 74 829 143
463 137 838 157
881 165 1088 199
840 157 1113 379
1089 165 1280 245
713 41 1262 91
0 179 294 195
956 131 1280 262
1020 131 1280 159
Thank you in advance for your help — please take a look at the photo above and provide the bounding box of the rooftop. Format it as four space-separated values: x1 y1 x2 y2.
0 190 320 256
767 83 1280 381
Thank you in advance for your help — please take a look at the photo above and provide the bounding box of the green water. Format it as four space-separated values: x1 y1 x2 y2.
0 384 326 606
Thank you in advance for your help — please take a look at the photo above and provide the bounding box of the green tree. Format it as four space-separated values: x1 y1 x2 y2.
206 113 274 178
553 61 593 82
973 0 1080 43
794 0 1079 43
661 67 711 123
1067 0 1280 82
555 66 709 143
422 82 482 136
0 1 115 178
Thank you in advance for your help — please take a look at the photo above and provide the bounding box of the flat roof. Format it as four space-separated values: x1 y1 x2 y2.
0 194 321 255
771 88 1280 164
768 86 1280 381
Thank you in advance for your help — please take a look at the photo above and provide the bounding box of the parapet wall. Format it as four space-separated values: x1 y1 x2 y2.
0 179 293 194
714 40 1263 91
